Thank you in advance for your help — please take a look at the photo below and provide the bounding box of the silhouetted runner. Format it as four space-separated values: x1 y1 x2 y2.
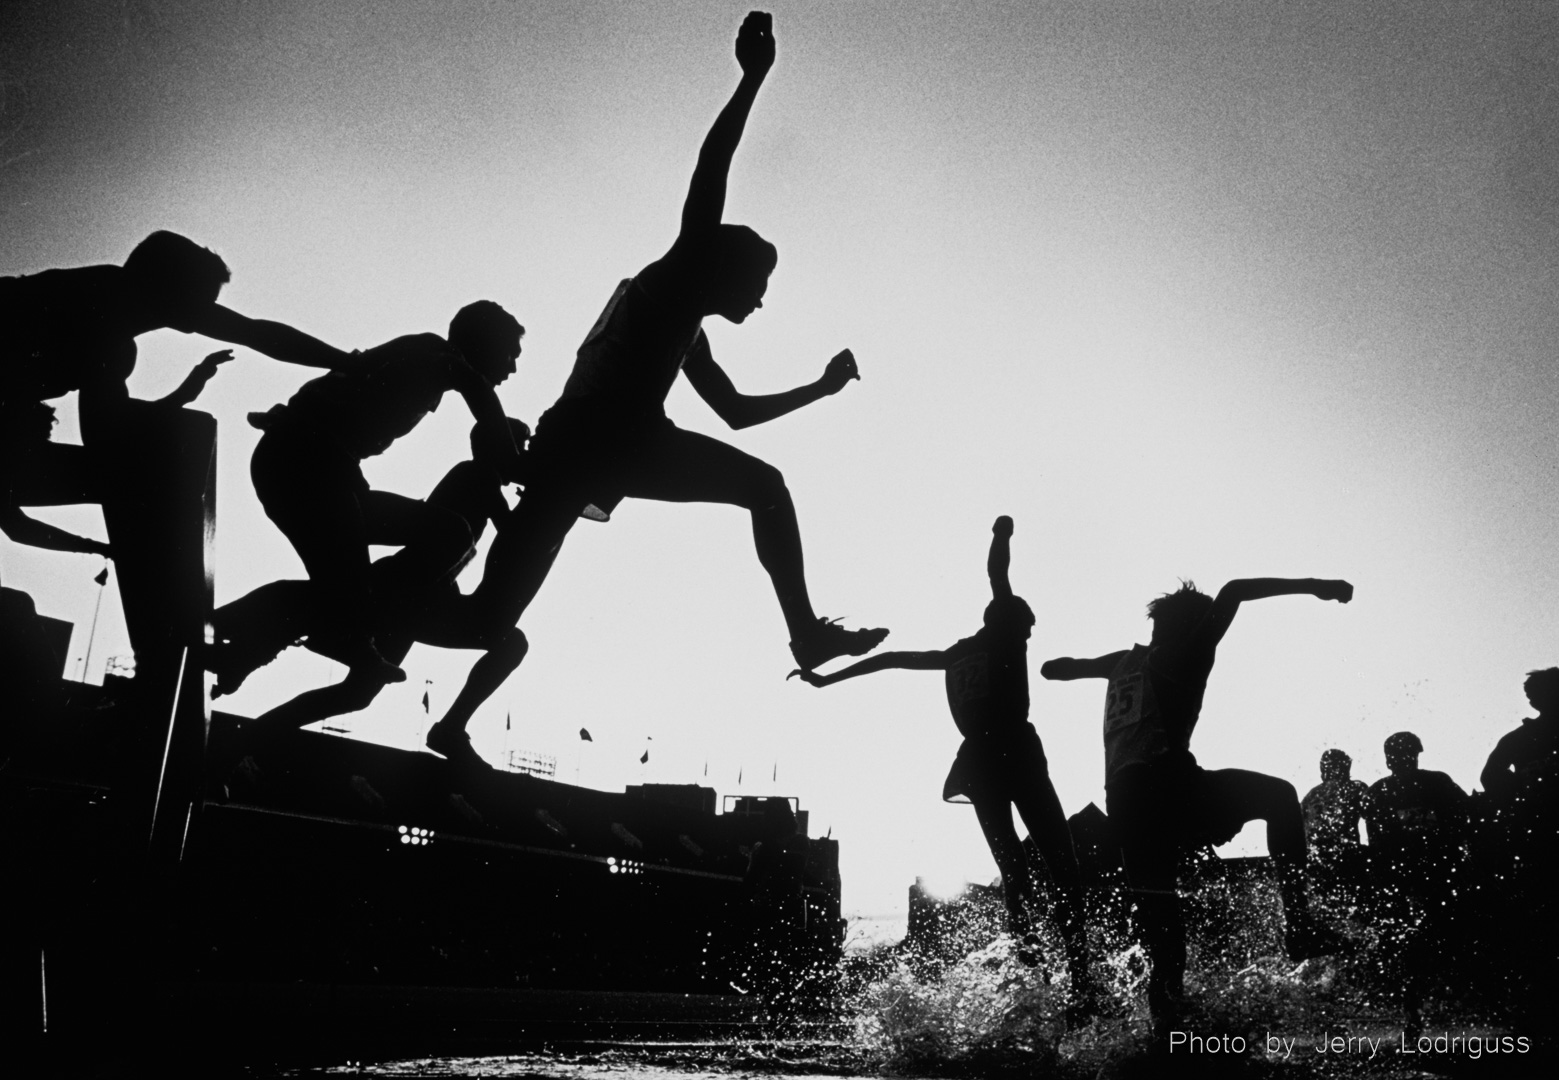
1300 748 1370 910
1481 667 1559 805
214 419 531 770
1367 731 1469 855
1 352 231 562
243 300 524 684
791 517 1098 1017
1041 577 1352 1033
2 231 355 408
2 231 349 567
443 13 885 753
1301 749 1370 863
1364 730 1469 1036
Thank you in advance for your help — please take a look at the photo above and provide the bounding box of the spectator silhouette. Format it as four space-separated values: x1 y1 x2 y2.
440 13 885 761
1041 577 1352 1033
791 517 1098 1018
241 301 523 685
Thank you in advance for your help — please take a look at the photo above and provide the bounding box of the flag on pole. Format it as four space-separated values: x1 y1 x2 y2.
94 567 109 586
640 749 649 764
772 763 776 782
580 728 593 742
505 712 511 731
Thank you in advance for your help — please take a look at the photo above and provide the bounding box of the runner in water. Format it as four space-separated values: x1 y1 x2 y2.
790 516 1098 1017
239 300 523 685
1302 750 1370 858
1300 749 1371 909
1364 731 1469 1037
441 12 885 761
1040 577 1352 1032
213 419 532 770
1480 667 1559 805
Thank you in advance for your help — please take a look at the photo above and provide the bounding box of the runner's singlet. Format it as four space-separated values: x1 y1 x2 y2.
1103 645 1172 786
559 278 705 410
944 629 1027 740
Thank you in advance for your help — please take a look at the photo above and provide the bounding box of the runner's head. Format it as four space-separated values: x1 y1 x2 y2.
449 301 524 386
1320 748 1352 782
983 595 1035 639
1384 731 1423 775
1523 667 1559 714
701 224 777 323
124 231 231 330
469 417 531 466
1146 581 1213 645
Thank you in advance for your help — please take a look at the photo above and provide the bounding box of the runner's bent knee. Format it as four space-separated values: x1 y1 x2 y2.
745 458 790 510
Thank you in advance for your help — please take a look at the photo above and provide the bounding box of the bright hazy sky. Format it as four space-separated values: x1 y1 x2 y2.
3 1 1557 920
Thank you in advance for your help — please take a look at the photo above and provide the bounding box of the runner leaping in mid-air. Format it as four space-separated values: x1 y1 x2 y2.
791 516 1100 1019
235 301 524 686
212 419 533 770
1041 576 1352 1034
429 11 886 760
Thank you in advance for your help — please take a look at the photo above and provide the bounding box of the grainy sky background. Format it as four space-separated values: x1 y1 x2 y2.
3 0 1556 922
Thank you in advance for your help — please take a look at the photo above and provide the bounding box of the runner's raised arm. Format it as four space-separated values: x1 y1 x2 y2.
681 11 775 240
988 516 1015 602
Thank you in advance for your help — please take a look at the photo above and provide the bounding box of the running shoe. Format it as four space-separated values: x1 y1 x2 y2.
426 721 492 771
789 617 888 672
340 639 406 685
207 639 282 699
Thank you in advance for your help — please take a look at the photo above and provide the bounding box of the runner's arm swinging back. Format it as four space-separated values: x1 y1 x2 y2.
1040 652 1128 681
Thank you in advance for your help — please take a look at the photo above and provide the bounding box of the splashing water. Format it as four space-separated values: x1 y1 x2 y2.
261 861 1544 1078
836 861 1536 1078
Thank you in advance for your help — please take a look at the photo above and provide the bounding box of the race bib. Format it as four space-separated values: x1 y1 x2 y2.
948 653 990 707
1104 672 1144 734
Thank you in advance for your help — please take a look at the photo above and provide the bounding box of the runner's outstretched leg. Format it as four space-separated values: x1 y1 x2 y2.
1015 782 1100 1017
971 797 1040 947
210 579 316 697
609 425 886 668
1205 768 1346 959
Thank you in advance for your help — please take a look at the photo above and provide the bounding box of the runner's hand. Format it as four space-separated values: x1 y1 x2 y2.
736 11 775 78
819 349 859 395
1315 579 1354 603
787 668 826 686
192 349 234 385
